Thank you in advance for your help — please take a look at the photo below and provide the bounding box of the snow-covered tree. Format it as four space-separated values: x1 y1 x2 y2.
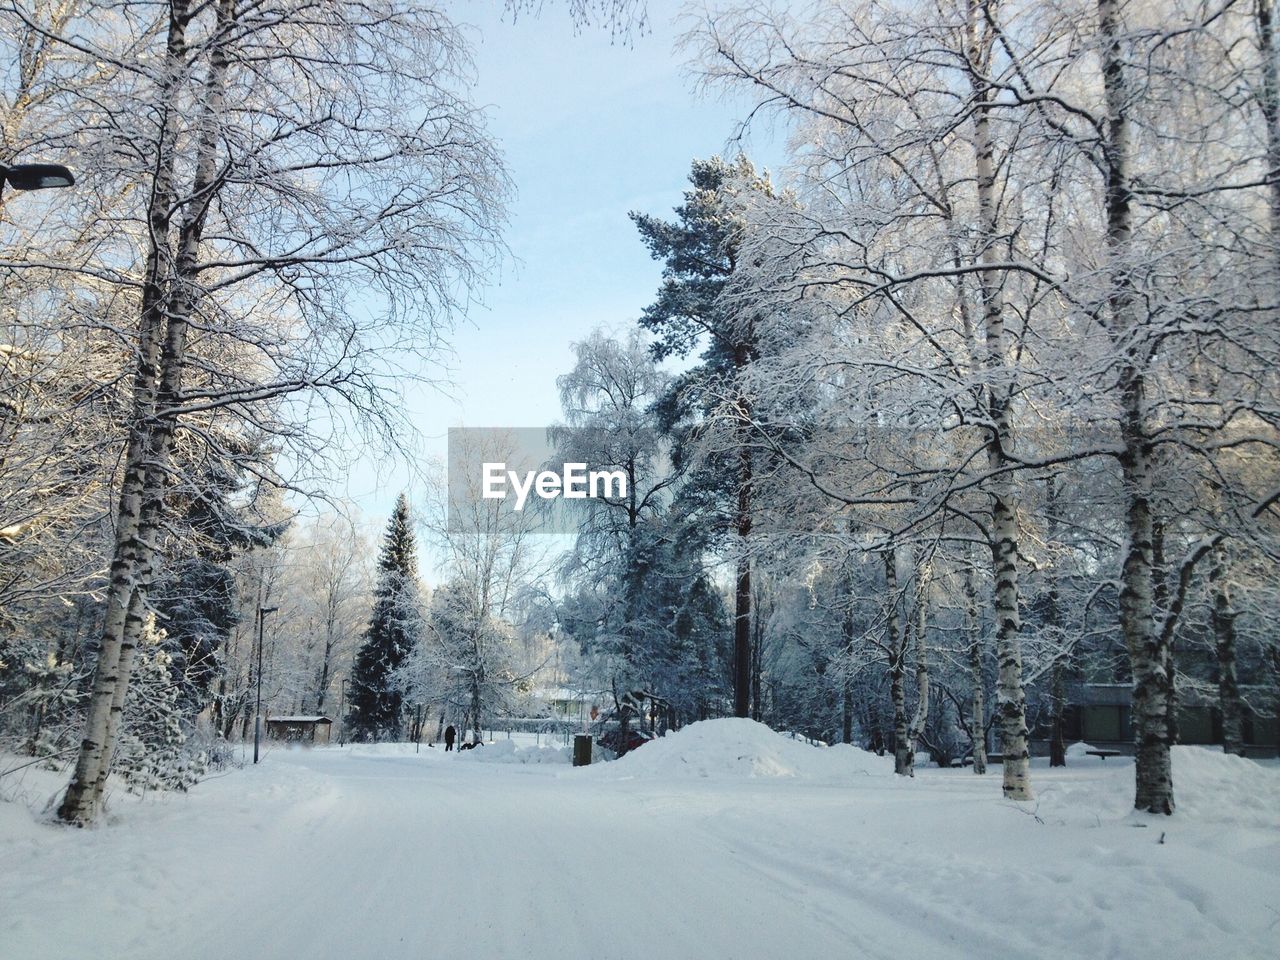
414 431 549 740
686 0 1280 809
550 328 729 736
632 156 778 718
42 0 509 824
115 615 207 794
346 496 421 742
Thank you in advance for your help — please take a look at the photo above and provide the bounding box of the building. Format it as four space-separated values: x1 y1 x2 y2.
529 687 604 723
265 715 333 745
1048 684 1278 757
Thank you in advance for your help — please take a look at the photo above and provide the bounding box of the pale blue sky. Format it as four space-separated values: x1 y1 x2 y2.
337 1 785 518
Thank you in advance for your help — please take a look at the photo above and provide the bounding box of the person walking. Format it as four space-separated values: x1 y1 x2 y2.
444 724 456 752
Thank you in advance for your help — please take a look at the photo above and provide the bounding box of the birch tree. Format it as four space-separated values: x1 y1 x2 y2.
417 432 547 740
34 0 508 824
692 0 1280 810
691 0 1044 798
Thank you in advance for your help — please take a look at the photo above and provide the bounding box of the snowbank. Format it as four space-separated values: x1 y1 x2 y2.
584 718 892 781
342 742 440 758
455 739 570 765
1171 745 1280 829
1065 741 1098 759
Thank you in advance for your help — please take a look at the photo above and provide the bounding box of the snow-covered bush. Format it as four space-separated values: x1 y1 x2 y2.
115 617 208 793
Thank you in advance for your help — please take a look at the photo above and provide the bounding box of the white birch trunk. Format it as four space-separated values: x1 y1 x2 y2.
57 1 194 824
1097 0 1174 814
967 0 1031 800
965 568 988 775
905 556 930 776
885 550 911 776
58 0 235 824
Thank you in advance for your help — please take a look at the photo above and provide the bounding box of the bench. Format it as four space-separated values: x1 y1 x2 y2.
1085 749 1122 761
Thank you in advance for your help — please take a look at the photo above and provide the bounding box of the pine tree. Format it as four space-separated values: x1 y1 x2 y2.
631 155 773 718
346 495 421 741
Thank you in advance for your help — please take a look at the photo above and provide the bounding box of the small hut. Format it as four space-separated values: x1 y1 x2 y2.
265 715 333 745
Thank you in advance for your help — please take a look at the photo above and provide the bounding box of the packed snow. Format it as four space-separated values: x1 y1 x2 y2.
2 720 1278 960
588 717 892 780
455 738 570 765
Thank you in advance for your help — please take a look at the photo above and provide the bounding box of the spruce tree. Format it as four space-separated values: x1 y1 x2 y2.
346 494 421 741
117 616 207 793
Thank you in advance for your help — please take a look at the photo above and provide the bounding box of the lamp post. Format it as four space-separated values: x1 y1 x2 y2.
253 605 279 764
0 163 75 203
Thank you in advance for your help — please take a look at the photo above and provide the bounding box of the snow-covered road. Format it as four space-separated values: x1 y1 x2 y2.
2 729 1278 960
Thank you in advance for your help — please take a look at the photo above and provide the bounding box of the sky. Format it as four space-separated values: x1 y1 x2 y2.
335 0 786 521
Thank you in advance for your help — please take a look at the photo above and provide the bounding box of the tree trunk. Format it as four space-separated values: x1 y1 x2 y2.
1098 0 1174 814
1258 0 1280 279
315 603 338 712
58 0 237 824
964 568 988 775
1152 516 1179 745
970 641 988 776
1255 4 1280 758
1044 478 1067 767
471 679 483 743
906 642 928 776
1049 657 1067 767
1211 547 1245 756
967 0 1031 800
57 8 185 818
841 589 855 745
885 551 911 776
905 558 930 776
1272 643 1280 760
751 600 763 721
890 659 908 776
991 487 1031 798
733 437 752 718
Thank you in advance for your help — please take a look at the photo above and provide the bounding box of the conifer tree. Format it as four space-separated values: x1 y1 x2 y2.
631 156 773 717
116 616 207 794
346 495 421 741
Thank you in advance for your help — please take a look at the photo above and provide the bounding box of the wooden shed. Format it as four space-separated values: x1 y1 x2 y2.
265 715 333 745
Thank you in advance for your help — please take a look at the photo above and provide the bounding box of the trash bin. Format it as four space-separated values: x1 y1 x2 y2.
573 734 593 767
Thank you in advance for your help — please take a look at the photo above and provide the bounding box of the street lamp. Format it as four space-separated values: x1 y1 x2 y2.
0 163 75 201
253 605 279 765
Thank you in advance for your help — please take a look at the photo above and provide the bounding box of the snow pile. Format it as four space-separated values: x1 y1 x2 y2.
343 742 437 758
455 739 570 765
587 718 892 781
1170 745 1280 828
1065 741 1099 759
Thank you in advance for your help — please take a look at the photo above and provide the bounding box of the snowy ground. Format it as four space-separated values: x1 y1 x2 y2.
2 720 1278 960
